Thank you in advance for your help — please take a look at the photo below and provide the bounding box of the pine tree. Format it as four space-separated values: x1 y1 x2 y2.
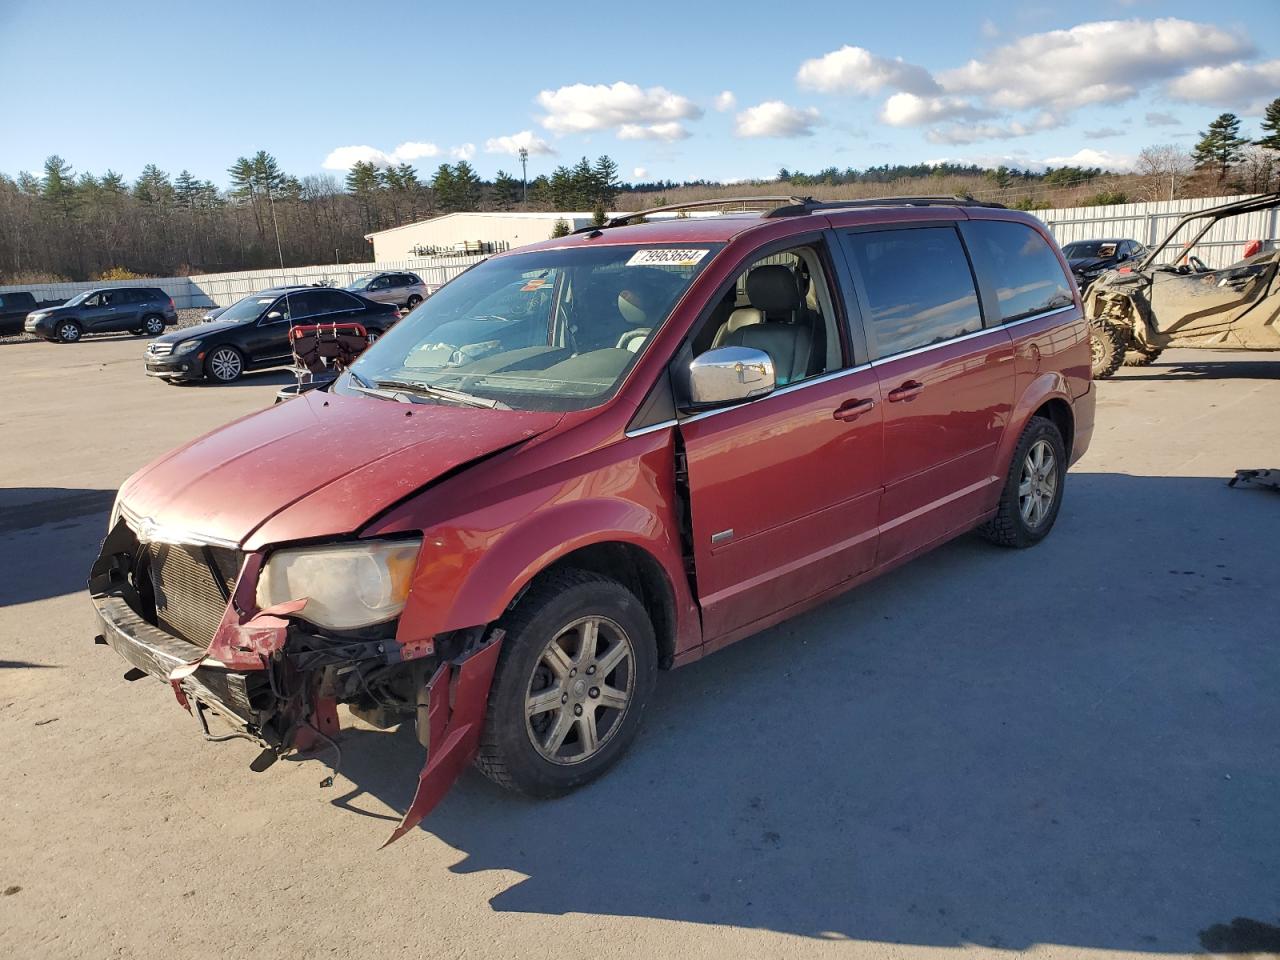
570 156 595 208
347 161 384 229
1257 98 1280 151
174 170 201 208
593 155 620 209
1193 113 1248 180
492 170 520 210
228 156 262 234
452 161 481 211
431 163 458 212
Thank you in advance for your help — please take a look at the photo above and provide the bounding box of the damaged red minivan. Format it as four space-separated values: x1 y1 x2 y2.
90 197 1093 843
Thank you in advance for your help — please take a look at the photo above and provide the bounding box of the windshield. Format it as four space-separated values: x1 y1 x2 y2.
346 274 374 291
337 243 719 412
1063 241 1120 259
215 294 280 324
64 291 92 306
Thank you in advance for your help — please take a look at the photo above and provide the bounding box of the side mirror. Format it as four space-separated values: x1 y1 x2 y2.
686 346 776 409
265 310 283 321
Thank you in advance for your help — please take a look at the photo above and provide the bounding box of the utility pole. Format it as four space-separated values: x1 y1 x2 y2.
519 147 528 204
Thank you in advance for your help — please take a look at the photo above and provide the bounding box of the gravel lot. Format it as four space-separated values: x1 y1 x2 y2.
1 338 1278 960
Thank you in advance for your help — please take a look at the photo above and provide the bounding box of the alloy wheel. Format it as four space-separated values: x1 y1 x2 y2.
57 322 81 342
524 616 635 765
1018 438 1058 529
144 316 165 335
208 347 242 382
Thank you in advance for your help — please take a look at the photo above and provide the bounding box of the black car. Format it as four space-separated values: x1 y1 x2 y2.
144 286 398 384
25 287 177 342
1061 238 1148 292
1 291 65 336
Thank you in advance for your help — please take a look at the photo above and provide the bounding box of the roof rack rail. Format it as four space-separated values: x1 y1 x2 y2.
764 195 1004 217
578 196 810 232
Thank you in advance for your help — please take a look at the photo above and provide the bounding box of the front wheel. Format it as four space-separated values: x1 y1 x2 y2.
1089 318 1126 379
205 345 244 383
980 416 1067 549
55 320 83 343
141 314 166 336
475 569 657 797
405 295 422 311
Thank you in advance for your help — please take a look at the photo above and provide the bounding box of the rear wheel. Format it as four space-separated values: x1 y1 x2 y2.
405 295 422 311
475 569 656 797
980 416 1067 549
55 320 83 343
205 345 244 383
1123 345 1164 367
1089 318 1126 379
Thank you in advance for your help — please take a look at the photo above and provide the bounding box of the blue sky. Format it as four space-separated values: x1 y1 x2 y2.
1 0 1276 187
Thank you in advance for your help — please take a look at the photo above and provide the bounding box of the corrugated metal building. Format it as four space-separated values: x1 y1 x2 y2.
365 212 631 260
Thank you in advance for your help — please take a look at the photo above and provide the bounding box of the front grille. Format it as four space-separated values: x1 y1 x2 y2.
148 342 174 358
148 543 240 645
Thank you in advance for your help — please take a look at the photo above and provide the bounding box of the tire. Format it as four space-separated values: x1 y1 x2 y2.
367 330 380 344
55 320 83 343
204 345 244 383
405 295 422 311
980 416 1067 549
1123 345 1164 367
141 314 166 336
1089 318 1126 379
475 568 657 798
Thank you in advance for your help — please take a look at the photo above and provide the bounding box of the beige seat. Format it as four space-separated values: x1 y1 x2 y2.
711 306 764 347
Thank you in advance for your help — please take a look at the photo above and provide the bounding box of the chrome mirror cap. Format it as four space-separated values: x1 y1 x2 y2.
687 346 776 407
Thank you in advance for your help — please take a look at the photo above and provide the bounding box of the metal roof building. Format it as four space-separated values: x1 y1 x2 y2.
364 212 631 261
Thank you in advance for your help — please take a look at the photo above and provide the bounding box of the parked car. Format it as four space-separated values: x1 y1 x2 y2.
25 287 177 342
144 286 399 383
1061 238 1148 293
90 196 1093 843
0 290 65 336
346 271 432 310
1086 191 1280 376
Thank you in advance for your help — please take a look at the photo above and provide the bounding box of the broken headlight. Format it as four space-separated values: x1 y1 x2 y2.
256 538 422 631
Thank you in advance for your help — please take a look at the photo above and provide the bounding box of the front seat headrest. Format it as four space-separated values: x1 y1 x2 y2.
746 265 800 316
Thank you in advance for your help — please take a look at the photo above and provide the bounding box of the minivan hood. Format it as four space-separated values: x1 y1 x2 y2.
118 391 561 549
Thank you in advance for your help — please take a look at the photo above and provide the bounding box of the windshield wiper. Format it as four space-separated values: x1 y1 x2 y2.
375 378 510 410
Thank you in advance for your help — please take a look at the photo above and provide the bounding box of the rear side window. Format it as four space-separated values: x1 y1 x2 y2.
963 220 1074 323
843 226 983 359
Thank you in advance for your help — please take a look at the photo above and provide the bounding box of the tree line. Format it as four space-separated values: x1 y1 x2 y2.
2 98 1277 283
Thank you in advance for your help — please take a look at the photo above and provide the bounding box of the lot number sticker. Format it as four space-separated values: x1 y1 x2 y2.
627 248 710 267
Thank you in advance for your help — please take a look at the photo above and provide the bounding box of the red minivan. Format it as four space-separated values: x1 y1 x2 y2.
90 197 1093 843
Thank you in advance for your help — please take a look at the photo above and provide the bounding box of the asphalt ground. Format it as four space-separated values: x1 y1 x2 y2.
1 336 1277 960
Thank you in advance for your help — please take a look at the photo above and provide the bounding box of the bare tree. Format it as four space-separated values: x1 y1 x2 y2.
1237 147 1279 194
1136 144 1194 202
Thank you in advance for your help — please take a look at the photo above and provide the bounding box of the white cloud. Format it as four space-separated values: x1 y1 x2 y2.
321 142 441 170
1043 148 1136 171
1083 127 1126 139
939 18 1251 112
734 101 823 138
450 143 476 161
536 81 703 134
1166 59 1280 111
617 121 690 142
1145 111 1181 126
714 90 736 112
925 113 1061 145
880 92 991 127
484 130 556 157
797 45 939 96
632 166 648 179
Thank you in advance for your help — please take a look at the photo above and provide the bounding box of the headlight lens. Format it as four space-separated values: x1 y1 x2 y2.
255 538 422 631
174 339 202 355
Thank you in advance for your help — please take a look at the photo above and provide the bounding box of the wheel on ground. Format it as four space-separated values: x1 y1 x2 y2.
1089 318 1126 379
55 320 83 343
980 415 1067 549
1123 345 1163 367
367 331 380 344
475 568 657 797
205 345 244 383
141 314 166 336
405 295 422 311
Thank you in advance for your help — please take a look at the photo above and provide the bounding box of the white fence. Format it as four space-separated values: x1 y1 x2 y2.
0 254 487 310
3 194 1278 307
1032 194 1280 269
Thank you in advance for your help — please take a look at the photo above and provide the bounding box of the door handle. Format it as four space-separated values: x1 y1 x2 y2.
887 380 924 402
833 398 876 421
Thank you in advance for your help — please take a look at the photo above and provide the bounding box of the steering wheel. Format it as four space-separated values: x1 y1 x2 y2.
1187 255 1209 273
616 328 651 352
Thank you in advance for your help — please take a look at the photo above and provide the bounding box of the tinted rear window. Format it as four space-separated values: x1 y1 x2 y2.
844 226 983 359
964 220 1075 323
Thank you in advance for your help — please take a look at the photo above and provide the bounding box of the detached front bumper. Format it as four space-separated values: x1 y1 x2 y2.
93 593 267 732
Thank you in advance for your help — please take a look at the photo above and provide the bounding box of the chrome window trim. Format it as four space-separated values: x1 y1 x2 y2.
119 503 240 551
998 303 1077 330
